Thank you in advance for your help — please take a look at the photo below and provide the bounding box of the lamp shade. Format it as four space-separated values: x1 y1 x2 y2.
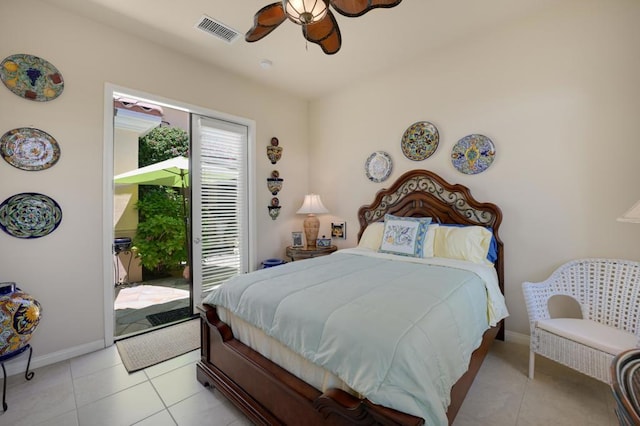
283 0 328 25
618 200 640 223
296 194 329 215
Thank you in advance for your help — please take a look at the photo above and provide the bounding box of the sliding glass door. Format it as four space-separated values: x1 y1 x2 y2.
191 115 250 304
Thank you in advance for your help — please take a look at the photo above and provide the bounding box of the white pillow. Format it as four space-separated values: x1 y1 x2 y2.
358 222 385 250
433 225 492 265
422 224 439 258
379 214 432 258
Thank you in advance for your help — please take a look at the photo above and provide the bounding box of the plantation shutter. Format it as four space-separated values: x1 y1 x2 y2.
192 116 249 296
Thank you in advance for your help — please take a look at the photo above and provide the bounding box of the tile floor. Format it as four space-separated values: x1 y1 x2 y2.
0 339 619 426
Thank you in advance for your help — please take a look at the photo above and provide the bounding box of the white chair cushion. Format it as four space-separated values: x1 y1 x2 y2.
536 318 638 355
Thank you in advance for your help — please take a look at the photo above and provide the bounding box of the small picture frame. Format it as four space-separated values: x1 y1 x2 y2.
331 222 346 239
291 231 304 248
317 238 332 247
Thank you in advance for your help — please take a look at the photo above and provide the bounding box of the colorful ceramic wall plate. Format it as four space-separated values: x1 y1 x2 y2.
0 193 63 239
365 151 393 182
451 134 496 175
0 54 64 101
1 127 61 171
401 121 439 161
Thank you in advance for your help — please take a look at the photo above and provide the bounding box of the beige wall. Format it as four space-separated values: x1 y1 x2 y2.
2 0 639 365
0 0 309 362
308 0 640 336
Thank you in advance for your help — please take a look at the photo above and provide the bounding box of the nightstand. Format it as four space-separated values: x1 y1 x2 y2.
286 245 337 261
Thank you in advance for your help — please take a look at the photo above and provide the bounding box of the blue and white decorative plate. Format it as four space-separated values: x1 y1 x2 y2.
0 193 62 239
401 121 439 161
365 151 393 182
1 127 61 171
0 54 64 101
451 134 496 174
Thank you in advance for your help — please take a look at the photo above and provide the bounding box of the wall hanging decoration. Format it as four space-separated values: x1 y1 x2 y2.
331 222 346 239
267 170 283 195
365 151 392 183
266 137 282 164
0 54 64 101
451 134 496 175
268 196 281 220
0 192 62 239
0 127 60 171
401 121 439 161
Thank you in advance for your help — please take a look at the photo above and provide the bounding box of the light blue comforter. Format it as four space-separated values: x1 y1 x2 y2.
204 248 508 425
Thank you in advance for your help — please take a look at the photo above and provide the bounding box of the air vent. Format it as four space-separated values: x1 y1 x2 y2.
196 15 240 44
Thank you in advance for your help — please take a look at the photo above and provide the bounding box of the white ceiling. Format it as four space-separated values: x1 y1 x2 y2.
41 0 556 100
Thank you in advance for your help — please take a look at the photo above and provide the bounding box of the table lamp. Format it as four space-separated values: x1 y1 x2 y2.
296 194 329 247
618 200 640 223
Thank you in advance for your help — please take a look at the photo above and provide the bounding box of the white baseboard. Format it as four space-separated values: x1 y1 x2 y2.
505 330 530 346
2 339 106 377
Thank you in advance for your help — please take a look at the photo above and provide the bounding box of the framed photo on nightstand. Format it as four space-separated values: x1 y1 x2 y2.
316 238 332 247
331 222 346 239
291 231 303 248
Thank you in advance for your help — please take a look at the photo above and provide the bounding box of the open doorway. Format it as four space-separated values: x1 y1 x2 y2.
112 95 193 338
103 84 256 346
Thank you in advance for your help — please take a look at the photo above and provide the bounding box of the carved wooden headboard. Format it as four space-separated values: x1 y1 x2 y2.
357 169 504 294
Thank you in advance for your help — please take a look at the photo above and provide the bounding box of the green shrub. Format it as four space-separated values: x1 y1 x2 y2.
132 187 187 274
133 126 190 276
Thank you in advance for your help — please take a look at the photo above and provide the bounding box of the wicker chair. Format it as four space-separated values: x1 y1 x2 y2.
610 349 640 425
523 258 640 383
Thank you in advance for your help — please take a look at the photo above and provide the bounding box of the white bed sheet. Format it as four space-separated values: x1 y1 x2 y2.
217 306 360 396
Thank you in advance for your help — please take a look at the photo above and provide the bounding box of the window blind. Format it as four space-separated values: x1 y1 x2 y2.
195 116 248 294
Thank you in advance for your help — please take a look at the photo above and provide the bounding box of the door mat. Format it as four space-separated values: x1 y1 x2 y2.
146 306 193 326
116 318 200 373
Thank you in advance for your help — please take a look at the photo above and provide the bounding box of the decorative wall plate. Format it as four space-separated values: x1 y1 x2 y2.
0 193 62 239
0 54 64 101
365 151 393 183
401 121 439 161
1 127 60 171
451 134 496 174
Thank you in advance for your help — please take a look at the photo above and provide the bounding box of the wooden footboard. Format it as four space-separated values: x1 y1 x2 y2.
197 304 502 426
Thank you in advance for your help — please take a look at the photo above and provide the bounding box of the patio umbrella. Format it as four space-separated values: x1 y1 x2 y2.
114 156 189 188
114 156 190 271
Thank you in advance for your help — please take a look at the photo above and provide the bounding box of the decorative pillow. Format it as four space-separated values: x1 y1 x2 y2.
433 225 493 265
379 214 432 258
421 224 439 258
358 222 385 250
438 224 498 263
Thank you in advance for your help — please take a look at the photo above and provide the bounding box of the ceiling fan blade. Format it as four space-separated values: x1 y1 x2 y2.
245 2 287 42
303 10 342 55
330 0 402 18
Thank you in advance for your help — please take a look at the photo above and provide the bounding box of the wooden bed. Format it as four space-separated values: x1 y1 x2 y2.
197 169 504 425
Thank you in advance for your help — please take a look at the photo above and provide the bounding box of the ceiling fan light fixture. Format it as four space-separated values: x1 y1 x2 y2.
283 0 328 25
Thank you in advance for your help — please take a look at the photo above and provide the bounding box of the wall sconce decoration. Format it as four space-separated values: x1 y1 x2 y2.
267 170 283 195
268 196 281 220
266 137 282 164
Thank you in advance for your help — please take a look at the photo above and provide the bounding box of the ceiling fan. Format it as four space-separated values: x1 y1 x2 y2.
246 0 403 55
